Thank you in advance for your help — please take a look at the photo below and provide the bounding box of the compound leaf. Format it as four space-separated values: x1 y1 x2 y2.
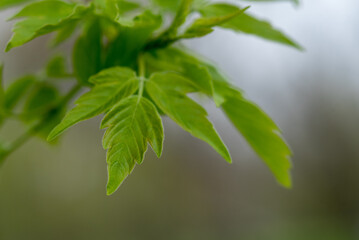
101 96 164 195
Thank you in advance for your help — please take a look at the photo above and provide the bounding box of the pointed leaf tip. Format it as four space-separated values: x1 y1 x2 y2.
102 96 164 194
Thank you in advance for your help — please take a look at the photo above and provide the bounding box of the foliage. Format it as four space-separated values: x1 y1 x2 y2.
0 0 301 195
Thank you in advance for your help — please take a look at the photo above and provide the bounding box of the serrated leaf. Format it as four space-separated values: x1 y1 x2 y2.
46 55 71 78
48 67 138 141
207 64 292 187
4 75 36 111
73 18 103 85
8 0 73 20
146 72 231 163
101 96 164 195
6 1 88 51
199 3 302 50
152 46 292 186
222 94 292 187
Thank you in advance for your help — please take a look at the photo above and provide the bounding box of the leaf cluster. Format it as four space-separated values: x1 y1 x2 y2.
0 0 300 195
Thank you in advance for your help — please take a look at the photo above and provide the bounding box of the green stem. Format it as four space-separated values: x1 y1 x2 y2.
59 84 82 107
144 0 191 51
137 54 146 100
0 84 82 164
2 124 37 161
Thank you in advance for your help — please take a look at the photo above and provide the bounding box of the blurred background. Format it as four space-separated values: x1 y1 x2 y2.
1 0 359 239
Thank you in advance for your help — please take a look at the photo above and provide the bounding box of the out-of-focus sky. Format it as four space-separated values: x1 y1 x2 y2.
0 0 359 239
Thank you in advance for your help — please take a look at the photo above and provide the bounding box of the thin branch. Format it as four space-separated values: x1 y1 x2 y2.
0 84 83 164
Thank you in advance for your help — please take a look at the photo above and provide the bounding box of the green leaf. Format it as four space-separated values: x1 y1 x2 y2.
152 0 207 12
205 64 242 107
207 65 292 187
115 0 140 14
104 10 162 68
146 72 231 163
6 1 88 51
150 47 292 187
151 0 182 11
144 48 213 96
222 95 292 187
101 96 164 195
147 0 194 49
73 18 103 85
4 75 36 111
48 67 138 141
46 55 71 78
183 6 249 39
199 3 302 49
50 20 78 47
0 0 33 10
96 0 141 20
244 0 299 6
